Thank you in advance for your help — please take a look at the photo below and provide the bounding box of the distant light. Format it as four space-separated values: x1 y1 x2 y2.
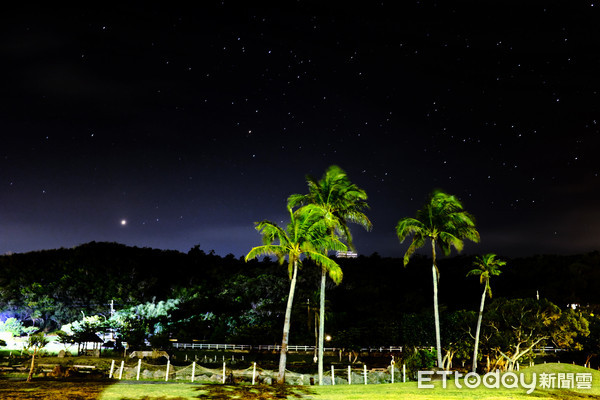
121 219 127 226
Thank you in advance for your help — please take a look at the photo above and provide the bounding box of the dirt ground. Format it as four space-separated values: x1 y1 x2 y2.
0 377 116 400
0 377 314 400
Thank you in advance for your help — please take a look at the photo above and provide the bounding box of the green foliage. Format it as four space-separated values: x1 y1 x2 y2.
402 347 437 377
110 298 180 348
0 317 36 336
396 190 480 268
481 298 589 371
288 164 372 251
26 332 49 350
467 253 505 298
61 314 109 336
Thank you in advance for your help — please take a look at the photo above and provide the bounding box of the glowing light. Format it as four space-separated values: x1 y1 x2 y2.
121 219 127 226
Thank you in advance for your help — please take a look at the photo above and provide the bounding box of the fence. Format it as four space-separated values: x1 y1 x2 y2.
170 343 403 352
106 358 406 385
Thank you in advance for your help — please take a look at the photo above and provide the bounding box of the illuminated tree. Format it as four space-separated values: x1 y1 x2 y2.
245 206 346 384
26 333 48 382
288 165 371 384
483 298 588 371
396 190 480 368
467 253 505 372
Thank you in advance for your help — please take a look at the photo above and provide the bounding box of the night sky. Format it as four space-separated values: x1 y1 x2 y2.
1 2 599 259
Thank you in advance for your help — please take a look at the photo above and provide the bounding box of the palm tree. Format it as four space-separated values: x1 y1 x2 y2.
396 190 480 368
26 333 48 382
467 253 505 372
288 165 371 385
245 205 346 384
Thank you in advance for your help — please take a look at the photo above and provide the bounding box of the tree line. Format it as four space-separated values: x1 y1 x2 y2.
1 166 600 382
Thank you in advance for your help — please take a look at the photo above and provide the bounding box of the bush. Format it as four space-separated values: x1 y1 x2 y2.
402 347 437 379
0 318 35 336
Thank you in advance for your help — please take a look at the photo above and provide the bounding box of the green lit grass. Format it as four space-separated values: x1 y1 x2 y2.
93 363 600 399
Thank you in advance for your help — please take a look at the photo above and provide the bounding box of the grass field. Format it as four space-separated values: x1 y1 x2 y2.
97 363 600 399
3 362 600 399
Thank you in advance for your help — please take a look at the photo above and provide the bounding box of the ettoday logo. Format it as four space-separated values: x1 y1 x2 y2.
417 370 593 394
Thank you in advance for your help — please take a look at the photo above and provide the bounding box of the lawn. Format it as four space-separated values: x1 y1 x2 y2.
97 362 600 399
2 362 600 399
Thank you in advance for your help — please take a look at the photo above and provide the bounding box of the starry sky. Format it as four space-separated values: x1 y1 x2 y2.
1 2 599 258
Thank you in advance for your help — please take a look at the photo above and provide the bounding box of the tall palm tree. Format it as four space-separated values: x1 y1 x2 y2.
245 205 346 384
396 190 480 368
288 165 371 385
467 253 505 372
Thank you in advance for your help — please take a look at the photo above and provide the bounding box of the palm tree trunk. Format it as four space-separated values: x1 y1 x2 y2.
318 267 326 385
472 287 486 372
27 347 37 382
277 260 299 384
431 240 443 368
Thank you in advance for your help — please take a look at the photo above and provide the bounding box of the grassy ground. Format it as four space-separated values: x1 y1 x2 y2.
2 362 600 399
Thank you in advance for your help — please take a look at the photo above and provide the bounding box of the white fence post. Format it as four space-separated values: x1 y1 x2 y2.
403 363 406 383
136 358 141 380
222 362 226 384
118 360 124 380
390 360 394 384
363 364 367 385
348 365 351 384
331 365 335 385
191 361 196 382
109 360 115 378
252 362 256 385
165 359 170 381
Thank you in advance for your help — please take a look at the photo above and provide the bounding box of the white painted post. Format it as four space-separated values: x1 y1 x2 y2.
348 365 351 384
252 362 256 385
403 363 406 383
165 360 170 381
391 361 394 384
109 360 115 378
191 362 196 382
222 362 226 384
363 364 367 385
136 358 141 380
118 360 124 379
331 365 335 385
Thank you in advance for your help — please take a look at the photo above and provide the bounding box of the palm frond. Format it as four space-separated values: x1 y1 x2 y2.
305 250 343 284
245 244 285 263
396 218 426 242
403 234 425 266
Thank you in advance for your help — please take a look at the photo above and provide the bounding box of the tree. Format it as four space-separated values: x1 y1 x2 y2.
110 298 181 349
245 206 345 384
483 298 589 371
467 253 505 372
396 190 480 368
288 165 371 384
26 333 48 382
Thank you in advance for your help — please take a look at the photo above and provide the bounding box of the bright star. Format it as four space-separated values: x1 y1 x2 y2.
121 219 127 226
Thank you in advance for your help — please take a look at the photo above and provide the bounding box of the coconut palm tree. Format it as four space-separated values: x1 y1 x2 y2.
288 165 371 384
26 333 48 382
396 190 480 368
245 205 346 384
467 253 505 372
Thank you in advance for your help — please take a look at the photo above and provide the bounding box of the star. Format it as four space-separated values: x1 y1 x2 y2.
121 220 127 226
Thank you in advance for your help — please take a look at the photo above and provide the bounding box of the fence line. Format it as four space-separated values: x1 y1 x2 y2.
170 343 404 352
